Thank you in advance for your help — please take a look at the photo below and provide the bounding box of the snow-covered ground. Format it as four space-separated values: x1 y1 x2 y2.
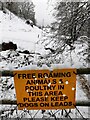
0 10 43 53
0 10 89 118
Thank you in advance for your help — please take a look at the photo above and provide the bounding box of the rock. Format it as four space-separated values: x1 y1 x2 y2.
2 42 17 51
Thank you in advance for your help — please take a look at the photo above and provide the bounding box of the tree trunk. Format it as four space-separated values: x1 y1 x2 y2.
1 2 4 10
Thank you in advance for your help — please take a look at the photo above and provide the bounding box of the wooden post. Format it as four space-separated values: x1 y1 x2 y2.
0 100 90 106
0 68 90 77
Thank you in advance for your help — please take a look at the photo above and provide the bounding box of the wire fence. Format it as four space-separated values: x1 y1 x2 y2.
0 105 89 119
0 68 90 119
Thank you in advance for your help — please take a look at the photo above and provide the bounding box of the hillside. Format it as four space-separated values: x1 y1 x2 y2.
0 9 47 70
0 9 43 52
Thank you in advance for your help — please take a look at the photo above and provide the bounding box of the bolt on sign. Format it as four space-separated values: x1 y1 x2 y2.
13 69 76 110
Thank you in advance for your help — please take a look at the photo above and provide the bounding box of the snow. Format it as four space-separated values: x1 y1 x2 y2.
0 9 89 118
0 10 42 53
